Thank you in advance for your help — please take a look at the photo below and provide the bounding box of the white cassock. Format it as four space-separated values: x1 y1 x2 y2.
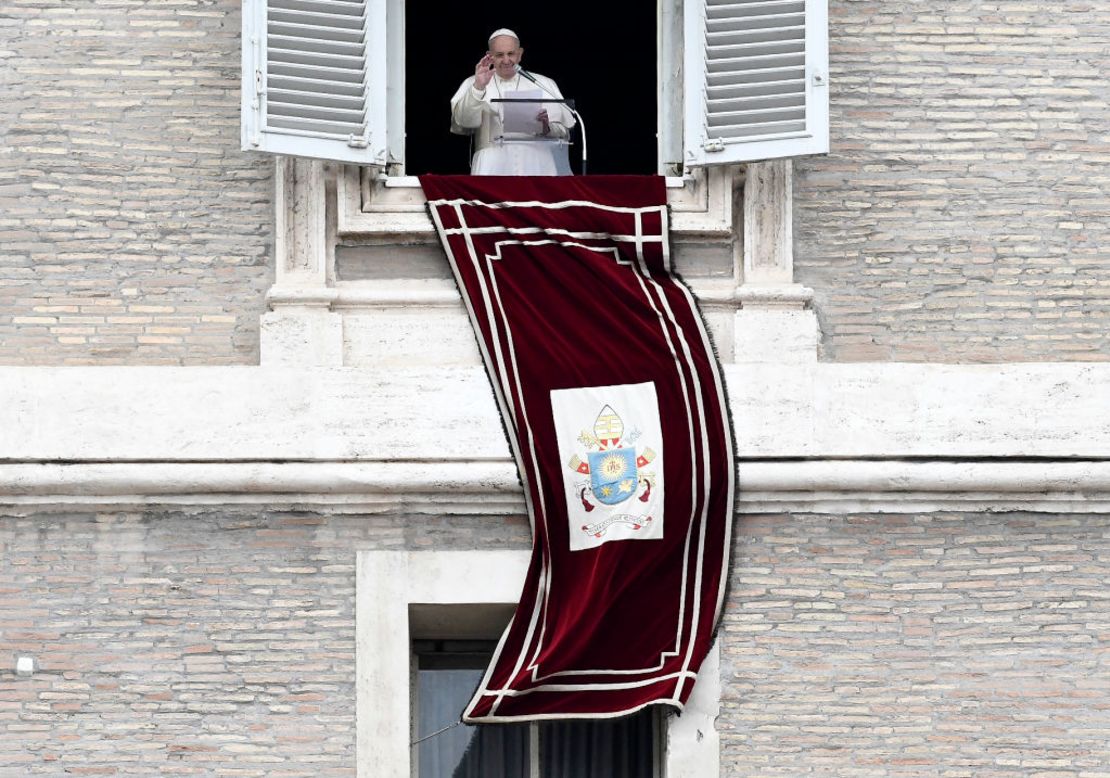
450 72 576 176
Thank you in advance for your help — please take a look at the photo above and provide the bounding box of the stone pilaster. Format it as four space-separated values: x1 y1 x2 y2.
734 159 818 363
260 157 343 366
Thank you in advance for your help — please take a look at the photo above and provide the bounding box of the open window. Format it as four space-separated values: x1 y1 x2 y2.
414 638 662 777
357 550 721 778
402 7 659 176
242 0 828 174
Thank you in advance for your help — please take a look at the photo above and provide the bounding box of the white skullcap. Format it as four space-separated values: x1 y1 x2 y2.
488 28 520 44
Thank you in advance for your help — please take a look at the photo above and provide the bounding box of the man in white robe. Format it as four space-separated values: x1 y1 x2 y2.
450 29 576 176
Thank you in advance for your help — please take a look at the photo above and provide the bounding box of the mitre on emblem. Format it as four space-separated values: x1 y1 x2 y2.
594 405 624 449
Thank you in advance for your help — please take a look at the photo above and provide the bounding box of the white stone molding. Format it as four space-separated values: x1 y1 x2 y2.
356 550 411 778
666 643 720 778
277 160 813 367
338 164 433 242
4 364 1105 461
734 159 820 363
274 156 330 286
742 159 795 286
276 165 741 367
327 276 740 368
5 461 1110 514
329 280 461 308
667 165 737 239
336 166 737 240
355 550 721 778
262 156 343 366
325 276 778 316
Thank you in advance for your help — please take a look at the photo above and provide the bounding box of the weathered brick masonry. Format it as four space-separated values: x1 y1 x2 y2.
0 0 273 365
3 2 1109 366
2 510 1106 776
792 0 1110 362
724 512 1110 776
0 510 533 776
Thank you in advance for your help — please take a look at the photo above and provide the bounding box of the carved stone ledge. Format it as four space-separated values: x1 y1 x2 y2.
337 166 738 241
735 283 815 309
6 461 1110 515
266 285 340 308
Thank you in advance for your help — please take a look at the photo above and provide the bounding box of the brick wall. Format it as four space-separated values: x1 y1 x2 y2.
0 0 272 365
6 1 1108 366
0 509 532 775
723 512 1110 775
794 0 1110 362
2 509 1106 775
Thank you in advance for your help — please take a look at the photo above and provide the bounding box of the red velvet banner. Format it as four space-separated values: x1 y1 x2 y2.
421 175 734 722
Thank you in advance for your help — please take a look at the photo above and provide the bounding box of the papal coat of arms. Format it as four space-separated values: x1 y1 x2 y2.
551 382 665 551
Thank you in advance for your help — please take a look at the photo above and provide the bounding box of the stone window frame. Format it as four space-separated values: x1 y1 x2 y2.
335 166 737 243
263 157 817 368
356 549 722 778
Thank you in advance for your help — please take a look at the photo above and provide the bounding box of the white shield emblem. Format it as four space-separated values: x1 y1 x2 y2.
550 381 665 551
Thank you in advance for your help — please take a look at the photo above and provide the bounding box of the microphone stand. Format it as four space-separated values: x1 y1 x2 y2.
503 66 587 174
490 97 587 175
569 101 587 176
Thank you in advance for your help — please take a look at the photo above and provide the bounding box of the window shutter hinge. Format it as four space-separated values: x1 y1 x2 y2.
347 134 369 149
250 67 265 146
702 138 726 153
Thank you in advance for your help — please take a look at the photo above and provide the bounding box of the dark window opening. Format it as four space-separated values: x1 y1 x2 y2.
414 639 660 778
405 4 657 176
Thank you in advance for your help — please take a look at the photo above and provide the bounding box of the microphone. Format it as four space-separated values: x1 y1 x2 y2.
514 65 573 109
512 64 587 174
514 64 540 85
514 65 574 108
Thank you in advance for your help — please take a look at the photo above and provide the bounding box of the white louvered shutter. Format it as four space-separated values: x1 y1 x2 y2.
684 0 829 167
241 0 389 165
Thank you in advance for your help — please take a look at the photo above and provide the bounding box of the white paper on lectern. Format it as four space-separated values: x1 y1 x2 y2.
501 89 543 135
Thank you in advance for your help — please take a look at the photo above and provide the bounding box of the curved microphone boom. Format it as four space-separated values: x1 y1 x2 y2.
514 65 588 175
514 64 540 85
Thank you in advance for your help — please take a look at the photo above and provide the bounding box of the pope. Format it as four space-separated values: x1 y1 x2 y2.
450 28 576 176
